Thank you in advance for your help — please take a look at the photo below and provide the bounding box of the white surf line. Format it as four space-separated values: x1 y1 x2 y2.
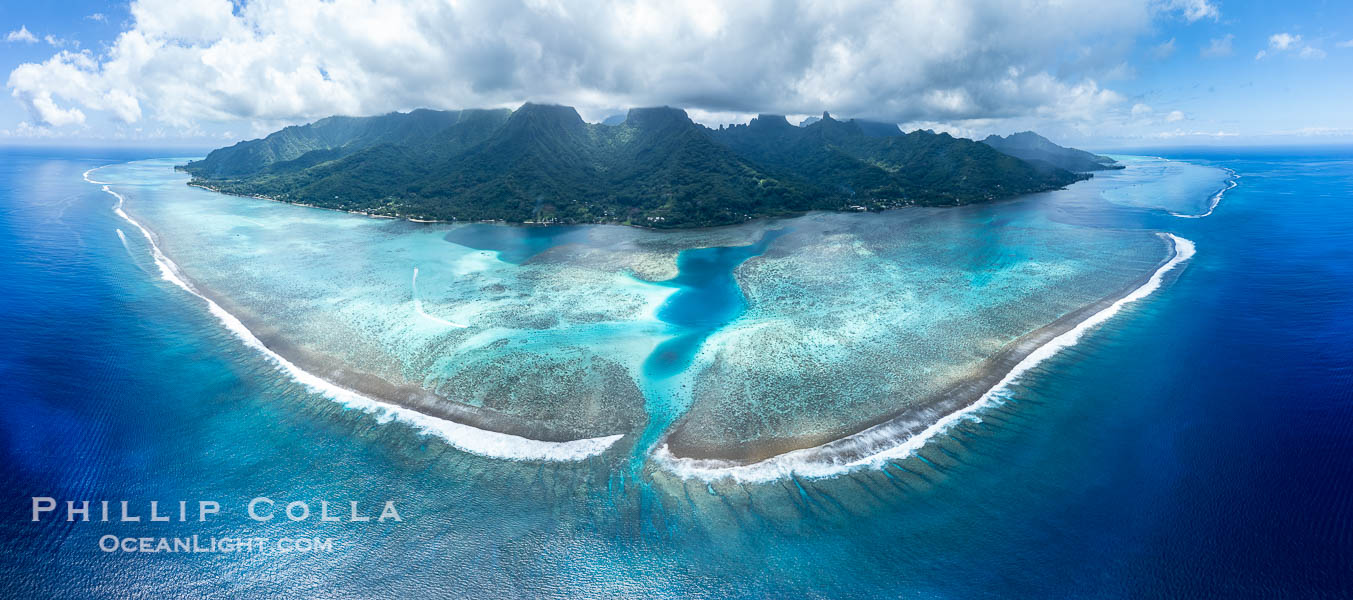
656 233 1196 483
1172 168 1238 219
94 175 618 461
82 166 109 185
411 267 469 328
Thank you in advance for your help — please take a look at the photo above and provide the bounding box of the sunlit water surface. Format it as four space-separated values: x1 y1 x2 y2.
2 147 1350 597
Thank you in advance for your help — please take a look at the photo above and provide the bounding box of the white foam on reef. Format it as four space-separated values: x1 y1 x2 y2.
96 174 621 461
656 233 1195 483
411 267 469 328
82 166 109 185
1172 168 1238 219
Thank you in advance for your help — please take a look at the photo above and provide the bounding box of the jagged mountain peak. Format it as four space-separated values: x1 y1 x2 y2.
183 102 1088 228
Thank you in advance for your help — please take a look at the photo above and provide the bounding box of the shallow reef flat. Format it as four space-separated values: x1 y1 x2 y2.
664 208 1170 461
97 156 1216 473
105 161 687 441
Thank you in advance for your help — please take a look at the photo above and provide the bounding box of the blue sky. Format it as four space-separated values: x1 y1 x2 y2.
1109 1 1353 144
1 0 1350 149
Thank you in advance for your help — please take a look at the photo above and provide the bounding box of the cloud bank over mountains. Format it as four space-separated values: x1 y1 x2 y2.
7 0 1222 141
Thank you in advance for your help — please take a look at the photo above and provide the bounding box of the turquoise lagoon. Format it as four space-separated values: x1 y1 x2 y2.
19 147 1353 598
93 155 1225 480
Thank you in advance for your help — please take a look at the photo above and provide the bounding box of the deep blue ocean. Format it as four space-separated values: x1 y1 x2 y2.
1 146 1351 598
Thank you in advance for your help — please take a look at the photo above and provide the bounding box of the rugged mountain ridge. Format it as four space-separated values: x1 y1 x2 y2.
182 104 1090 228
981 131 1123 173
711 112 1067 205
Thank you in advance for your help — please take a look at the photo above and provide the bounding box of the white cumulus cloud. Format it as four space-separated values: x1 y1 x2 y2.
5 26 39 43
1257 33 1326 61
5 0 1222 137
1158 0 1219 22
1269 33 1301 51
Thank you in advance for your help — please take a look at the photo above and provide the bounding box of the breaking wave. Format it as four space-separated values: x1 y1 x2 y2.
91 168 621 461
656 233 1195 482
1172 168 1238 219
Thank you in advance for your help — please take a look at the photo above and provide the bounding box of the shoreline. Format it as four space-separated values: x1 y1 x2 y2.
185 180 669 229
653 232 1193 482
182 177 1081 232
106 159 1189 481
92 166 626 462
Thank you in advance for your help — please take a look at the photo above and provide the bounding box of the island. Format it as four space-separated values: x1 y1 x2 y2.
981 131 1124 172
179 104 1104 228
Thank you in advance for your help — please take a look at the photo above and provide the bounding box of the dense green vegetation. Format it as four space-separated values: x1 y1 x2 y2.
981 131 1124 173
711 113 1084 207
181 104 1089 228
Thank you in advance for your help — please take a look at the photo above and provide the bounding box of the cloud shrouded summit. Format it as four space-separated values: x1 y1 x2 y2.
7 0 1214 137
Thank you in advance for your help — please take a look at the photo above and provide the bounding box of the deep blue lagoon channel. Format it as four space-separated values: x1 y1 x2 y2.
644 228 790 378
442 223 789 378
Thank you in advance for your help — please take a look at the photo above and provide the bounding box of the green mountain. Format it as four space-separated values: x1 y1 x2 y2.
711 112 1083 205
981 131 1123 173
185 109 469 178
181 104 1088 228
